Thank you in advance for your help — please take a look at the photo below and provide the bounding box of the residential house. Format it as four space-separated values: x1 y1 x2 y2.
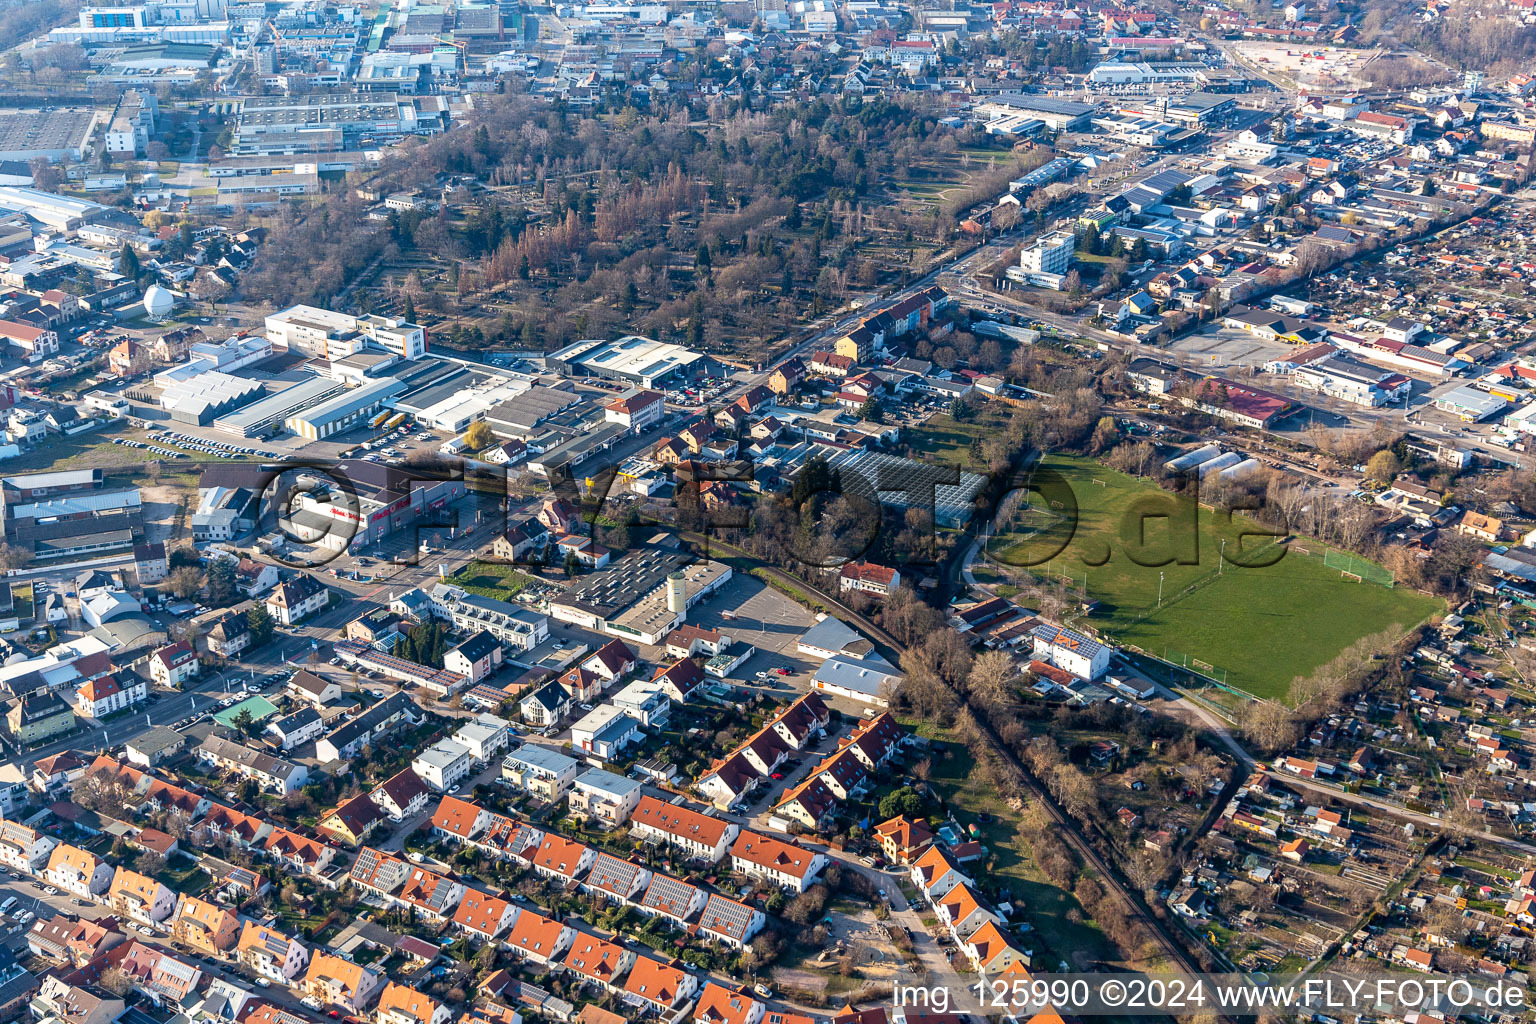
873 816 933 864
530 834 594 885
768 359 806 396
637 873 707 928
109 867 177 927
505 910 574 967
696 893 765 948
569 769 643 828
75 675 148 720
518 681 570 728
693 984 764 1024
149 641 200 689
627 795 739 863
562 935 635 994
206 613 252 659
197 734 308 796
838 562 900 598
266 707 324 751
262 828 336 876
376 983 451 1024
317 793 386 847
370 769 430 822
729 831 827 892
501 745 579 802
237 921 309 983
302 953 384 1014
623 957 697 1014
452 891 518 943
0 819 56 874
44 844 113 900
581 852 651 904
445 632 503 686
910 845 969 902
265 575 328 627
934 882 998 940
171 896 241 957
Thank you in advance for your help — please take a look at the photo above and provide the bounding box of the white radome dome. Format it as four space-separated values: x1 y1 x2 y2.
143 285 175 318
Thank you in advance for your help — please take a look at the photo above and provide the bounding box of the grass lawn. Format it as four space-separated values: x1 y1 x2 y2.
985 454 1443 701
923 741 1122 970
448 560 538 601
906 408 1012 470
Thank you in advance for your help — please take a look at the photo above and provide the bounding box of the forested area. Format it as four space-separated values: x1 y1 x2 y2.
242 90 1047 362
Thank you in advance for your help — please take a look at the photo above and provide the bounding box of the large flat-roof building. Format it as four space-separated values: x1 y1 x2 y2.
977 94 1096 131
266 306 426 361
546 336 715 388
233 93 448 156
49 6 231 46
289 458 464 553
159 371 265 425
821 448 988 529
549 543 733 645
0 109 98 164
0 470 143 561
0 187 111 232
285 379 407 440
213 375 345 438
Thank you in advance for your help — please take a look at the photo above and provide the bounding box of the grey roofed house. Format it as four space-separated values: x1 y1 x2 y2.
504 743 578 776
199 733 305 783
269 706 321 738
810 653 901 698
316 691 424 757
126 726 188 763
574 766 642 801
797 616 874 658
450 630 500 664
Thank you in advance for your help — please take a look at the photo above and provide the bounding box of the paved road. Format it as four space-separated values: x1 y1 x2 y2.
0 870 315 1014
1163 689 1536 856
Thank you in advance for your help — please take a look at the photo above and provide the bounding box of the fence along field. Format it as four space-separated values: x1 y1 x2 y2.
982 455 1443 703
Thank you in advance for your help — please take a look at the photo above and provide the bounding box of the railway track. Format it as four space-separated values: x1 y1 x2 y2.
674 531 1232 1019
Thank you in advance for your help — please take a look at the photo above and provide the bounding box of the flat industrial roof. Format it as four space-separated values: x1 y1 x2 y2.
214 375 342 431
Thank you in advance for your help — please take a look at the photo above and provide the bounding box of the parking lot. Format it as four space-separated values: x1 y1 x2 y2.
1162 323 1297 370
681 573 817 672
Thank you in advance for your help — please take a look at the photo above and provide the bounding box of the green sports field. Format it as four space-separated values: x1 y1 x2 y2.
983 454 1443 701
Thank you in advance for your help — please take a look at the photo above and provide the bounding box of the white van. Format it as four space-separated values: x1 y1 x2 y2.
0 898 17 915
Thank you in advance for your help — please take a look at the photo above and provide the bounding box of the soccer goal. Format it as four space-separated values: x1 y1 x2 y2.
1322 548 1394 587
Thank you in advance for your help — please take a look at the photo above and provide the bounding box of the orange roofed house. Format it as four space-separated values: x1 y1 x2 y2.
562 934 635 994
694 983 765 1024
109 867 176 927
452 891 518 942
627 795 739 863
505 909 575 967
376 982 452 1024
171 895 241 955
624 956 698 1013
238 921 310 983
729 831 828 893
302 952 385 1014
873 815 933 865
44 844 113 899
